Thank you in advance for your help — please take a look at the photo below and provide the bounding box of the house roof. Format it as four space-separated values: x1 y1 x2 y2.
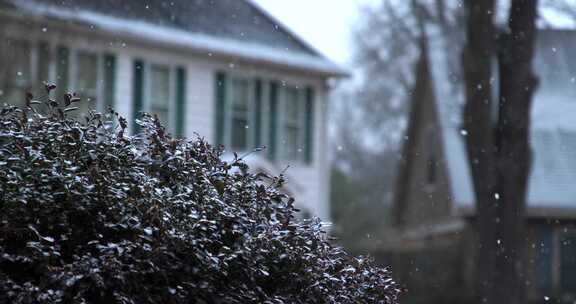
425 24 576 212
0 0 346 77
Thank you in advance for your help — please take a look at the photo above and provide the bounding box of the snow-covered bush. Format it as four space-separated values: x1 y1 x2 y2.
0 85 400 304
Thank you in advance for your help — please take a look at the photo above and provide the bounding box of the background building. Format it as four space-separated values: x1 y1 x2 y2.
392 22 576 304
0 0 347 221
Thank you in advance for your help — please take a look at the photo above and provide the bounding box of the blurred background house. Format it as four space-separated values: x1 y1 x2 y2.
0 0 347 221
391 23 576 303
325 1 576 303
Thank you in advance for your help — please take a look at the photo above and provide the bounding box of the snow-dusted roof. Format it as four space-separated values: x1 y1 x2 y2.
1 0 346 77
425 24 576 212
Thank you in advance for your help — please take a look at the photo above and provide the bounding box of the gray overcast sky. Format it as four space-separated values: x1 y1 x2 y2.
252 0 377 65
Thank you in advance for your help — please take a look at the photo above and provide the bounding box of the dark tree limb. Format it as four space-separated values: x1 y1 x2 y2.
463 1 538 304
462 1 498 303
494 1 538 303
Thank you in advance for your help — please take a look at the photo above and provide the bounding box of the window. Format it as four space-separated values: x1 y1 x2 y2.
426 130 437 185
229 78 253 151
1 41 53 107
132 60 185 136
36 43 52 94
1 40 33 106
214 74 314 163
73 51 100 118
560 232 576 295
426 156 437 185
536 227 553 294
148 65 172 127
61 49 117 120
280 87 307 162
215 75 258 152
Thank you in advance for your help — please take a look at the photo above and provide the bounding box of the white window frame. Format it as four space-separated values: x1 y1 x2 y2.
144 63 177 132
1 40 33 105
0 39 60 103
38 43 57 90
259 82 271 150
278 85 307 163
70 49 104 112
224 75 257 152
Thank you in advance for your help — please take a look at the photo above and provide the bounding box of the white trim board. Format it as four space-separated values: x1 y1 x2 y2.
11 0 348 78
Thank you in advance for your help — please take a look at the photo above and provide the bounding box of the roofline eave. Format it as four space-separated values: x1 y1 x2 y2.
8 1 349 78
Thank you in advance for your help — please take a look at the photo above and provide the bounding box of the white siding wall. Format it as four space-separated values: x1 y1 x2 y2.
185 62 216 140
278 83 330 221
115 53 133 123
2 17 331 221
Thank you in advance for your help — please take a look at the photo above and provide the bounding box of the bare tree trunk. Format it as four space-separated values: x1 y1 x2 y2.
494 1 538 304
463 1 538 304
462 1 498 303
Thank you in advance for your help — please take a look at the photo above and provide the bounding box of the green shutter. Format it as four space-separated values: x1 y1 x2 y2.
56 47 69 99
103 54 116 111
215 72 227 146
254 79 263 148
132 59 145 133
304 87 315 164
175 67 187 138
268 81 279 160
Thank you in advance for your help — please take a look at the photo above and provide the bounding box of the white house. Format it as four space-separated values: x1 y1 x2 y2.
0 0 346 221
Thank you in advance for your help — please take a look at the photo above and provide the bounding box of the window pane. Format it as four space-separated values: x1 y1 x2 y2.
11 42 32 87
230 78 251 150
1 41 32 106
149 65 171 128
282 87 302 161
231 116 248 150
75 52 98 118
285 88 299 123
561 234 576 294
36 43 51 94
536 228 553 293
232 79 250 112
284 126 299 160
426 132 437 185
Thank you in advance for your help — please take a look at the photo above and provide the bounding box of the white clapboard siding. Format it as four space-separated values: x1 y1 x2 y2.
0 16 332 222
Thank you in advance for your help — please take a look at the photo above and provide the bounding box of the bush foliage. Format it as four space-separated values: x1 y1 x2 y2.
0 86 400 304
